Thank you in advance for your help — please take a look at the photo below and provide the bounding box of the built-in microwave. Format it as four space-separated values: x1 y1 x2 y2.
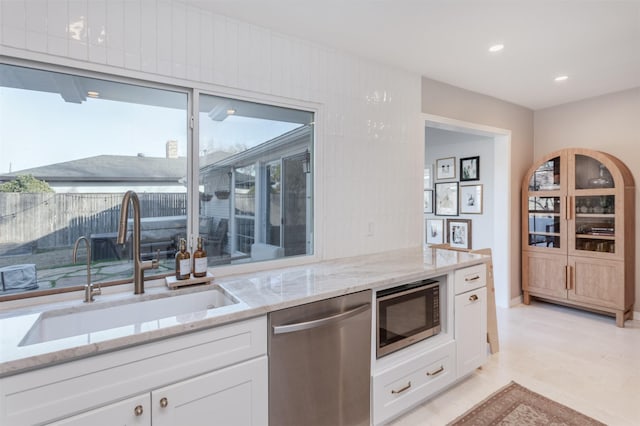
376 278 441 358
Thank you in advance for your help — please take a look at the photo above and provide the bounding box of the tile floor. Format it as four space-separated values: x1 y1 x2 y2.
390 301 640 426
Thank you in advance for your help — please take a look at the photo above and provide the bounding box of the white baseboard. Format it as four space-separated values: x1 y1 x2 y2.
509 294 523 307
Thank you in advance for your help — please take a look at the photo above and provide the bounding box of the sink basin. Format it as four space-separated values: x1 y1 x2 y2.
19 287 241 346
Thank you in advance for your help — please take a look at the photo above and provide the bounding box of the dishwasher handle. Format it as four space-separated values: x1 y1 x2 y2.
272 303 370 335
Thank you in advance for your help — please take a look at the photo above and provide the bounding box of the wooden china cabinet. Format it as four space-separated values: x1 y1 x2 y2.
521 148 635 327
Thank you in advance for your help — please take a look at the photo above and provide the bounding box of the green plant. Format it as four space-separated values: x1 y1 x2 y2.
0 174 54 193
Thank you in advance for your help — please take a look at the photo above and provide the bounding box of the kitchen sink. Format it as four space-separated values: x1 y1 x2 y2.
19 287 241 346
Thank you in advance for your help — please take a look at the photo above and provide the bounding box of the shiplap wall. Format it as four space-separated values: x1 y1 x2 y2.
0 0 423 260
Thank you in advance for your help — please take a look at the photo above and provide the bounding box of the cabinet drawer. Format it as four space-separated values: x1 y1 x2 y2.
372 340 456 425
454 264 486 294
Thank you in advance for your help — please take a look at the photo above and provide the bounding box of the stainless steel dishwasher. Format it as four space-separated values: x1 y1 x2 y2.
268 290 372 426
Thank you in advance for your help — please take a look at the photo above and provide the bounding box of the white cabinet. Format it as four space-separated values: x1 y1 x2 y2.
48 357 268 426
372 263 489 425
1 316 267 426
455 287 487 377
372 340 456 425
454 264 488 378
152 357 267 426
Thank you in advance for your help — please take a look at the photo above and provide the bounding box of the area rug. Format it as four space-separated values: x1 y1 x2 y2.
447 381 606 426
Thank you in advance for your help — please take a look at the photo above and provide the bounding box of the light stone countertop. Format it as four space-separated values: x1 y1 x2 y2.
0 247 488 377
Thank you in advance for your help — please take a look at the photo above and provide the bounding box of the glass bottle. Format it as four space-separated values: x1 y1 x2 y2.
193 236 208 278
588 164 611 188
175 238 191 280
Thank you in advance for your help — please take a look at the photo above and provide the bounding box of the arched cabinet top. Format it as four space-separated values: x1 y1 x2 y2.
523 148 634 193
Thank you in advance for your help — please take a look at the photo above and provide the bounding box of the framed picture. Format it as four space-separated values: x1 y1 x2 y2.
460 184 483 214
426 219 444 245
435 182 459 216
447 218 472 250
436 157 456 180
423 165 433 189
460 156 480 181
424 190 433 213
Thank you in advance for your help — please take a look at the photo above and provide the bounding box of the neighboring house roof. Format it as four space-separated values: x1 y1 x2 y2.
0 155 187 184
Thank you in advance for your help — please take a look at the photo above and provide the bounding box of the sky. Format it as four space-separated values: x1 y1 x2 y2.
0 87 187 173
0 86 301 175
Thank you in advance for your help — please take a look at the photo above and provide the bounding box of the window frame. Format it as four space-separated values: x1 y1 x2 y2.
0 58 321 303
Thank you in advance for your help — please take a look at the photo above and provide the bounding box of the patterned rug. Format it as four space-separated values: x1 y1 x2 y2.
447 381 606 426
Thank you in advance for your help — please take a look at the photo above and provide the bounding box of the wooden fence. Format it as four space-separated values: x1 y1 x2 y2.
0 193 187 252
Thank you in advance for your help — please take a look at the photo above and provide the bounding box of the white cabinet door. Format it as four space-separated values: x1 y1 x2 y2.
47 394 150 426
152 356 268 426
455 287 487 377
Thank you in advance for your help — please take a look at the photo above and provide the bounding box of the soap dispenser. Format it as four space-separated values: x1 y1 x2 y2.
193 236 208 278
175 238 191 280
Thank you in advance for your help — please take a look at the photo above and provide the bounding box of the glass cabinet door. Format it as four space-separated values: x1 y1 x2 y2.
574 195 616 253
572 154 617 255
574 155 614 190
528 157 560 191
526 155 562 249
527 196 561 248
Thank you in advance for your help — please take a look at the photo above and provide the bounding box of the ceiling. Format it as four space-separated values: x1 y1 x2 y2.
185 0 640 110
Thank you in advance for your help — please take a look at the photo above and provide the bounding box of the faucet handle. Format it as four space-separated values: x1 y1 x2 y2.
84 283 101 303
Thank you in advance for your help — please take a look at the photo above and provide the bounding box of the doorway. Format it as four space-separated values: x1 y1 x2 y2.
423 114 511 308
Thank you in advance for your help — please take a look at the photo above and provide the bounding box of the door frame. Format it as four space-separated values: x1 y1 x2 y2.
422 113 513 308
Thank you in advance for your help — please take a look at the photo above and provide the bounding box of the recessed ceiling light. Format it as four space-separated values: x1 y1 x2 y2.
488 44 504 53
554 75 569 82
87 91 100 98
226 108 236 115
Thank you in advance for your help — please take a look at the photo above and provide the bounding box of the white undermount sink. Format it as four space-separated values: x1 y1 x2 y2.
19 287 241 346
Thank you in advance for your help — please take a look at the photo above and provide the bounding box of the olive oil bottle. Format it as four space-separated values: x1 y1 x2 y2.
193 236 208 278
175 238 191 280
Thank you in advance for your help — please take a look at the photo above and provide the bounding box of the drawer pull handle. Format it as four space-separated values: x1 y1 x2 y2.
465 275 480 282
426 365 444 376
469 294 479 302
160 397 169 408
134 405 144 416
391 381 412 394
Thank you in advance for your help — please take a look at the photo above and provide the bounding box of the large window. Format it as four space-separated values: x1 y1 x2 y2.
0 62 314 300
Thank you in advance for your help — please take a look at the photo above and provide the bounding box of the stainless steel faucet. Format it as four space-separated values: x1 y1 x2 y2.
72 236 101 302
116 190 159 294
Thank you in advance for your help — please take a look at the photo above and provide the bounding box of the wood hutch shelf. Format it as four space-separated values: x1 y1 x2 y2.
521 148 635 327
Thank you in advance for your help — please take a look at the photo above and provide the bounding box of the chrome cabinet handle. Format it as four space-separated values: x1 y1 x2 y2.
426 365 444 376
160 397 168 408
134 405 144 416
469 294 479 302
272 303 370 335
391 381 412 394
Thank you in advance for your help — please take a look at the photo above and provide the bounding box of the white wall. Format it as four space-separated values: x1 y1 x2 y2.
0 0 423 261
425 128 494 251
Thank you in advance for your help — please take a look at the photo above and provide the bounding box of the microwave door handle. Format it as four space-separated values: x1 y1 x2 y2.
272 303 370 335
